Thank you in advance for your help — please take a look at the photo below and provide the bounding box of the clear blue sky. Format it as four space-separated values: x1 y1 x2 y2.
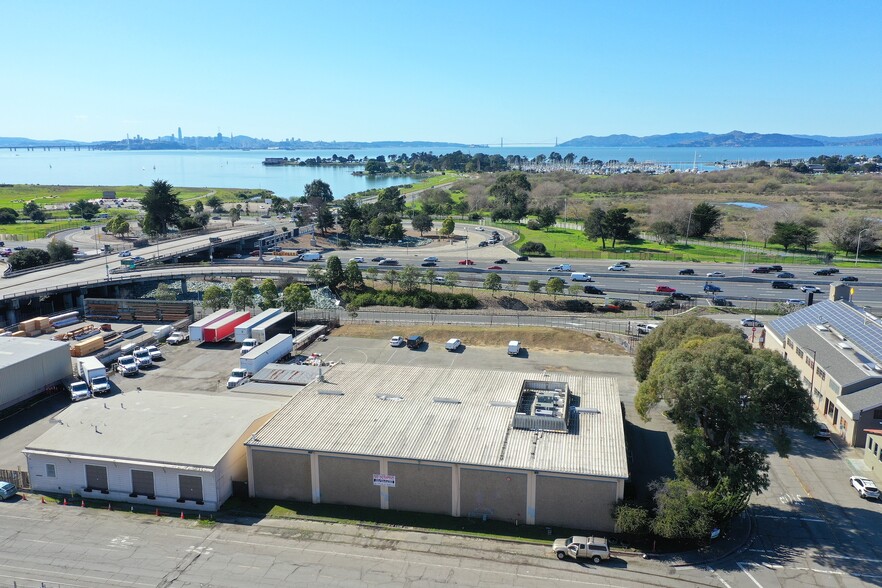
3 0 880 143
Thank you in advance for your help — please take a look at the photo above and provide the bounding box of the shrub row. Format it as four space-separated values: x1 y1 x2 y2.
342 288 480 310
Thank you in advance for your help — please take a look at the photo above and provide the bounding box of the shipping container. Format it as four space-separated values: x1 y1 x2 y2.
240 334 293 375
251 312 296 343
188 309 234 342
202 311 251 343
234 308 282 342
0 338 72 412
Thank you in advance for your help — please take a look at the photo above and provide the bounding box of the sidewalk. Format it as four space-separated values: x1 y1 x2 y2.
652 509 753 567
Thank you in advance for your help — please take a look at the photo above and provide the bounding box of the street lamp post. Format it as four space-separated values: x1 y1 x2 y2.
855 228 869 266
684 209 694 246
740 230 748 277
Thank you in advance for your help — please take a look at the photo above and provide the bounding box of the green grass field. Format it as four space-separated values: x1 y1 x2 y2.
400 173 462 194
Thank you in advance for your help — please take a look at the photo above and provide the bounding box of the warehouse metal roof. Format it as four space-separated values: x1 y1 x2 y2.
24 391 281 469
247 364 628 480
250 363 321 385
0 337 69 367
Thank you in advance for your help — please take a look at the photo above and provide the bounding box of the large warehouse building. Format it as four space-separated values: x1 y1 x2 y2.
0 337 71 412
24 391 281 511
246 364 628 531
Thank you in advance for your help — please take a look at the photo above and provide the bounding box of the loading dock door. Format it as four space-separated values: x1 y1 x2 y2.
179 475 204 503
85 465 108 492
131 470 155 497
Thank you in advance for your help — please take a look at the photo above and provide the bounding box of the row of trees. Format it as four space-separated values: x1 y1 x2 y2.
615 317 813 539
202 277 313 320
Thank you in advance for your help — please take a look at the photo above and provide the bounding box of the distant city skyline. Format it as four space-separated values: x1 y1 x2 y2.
3 1 880 143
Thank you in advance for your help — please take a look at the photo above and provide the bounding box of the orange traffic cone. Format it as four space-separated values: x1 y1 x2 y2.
63 498 68 506
108 503 112 511
21 494 27 501
81 499 85 508
180 511 185 520
41 496 46 504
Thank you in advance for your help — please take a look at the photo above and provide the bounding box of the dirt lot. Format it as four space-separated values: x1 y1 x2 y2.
333 324 628 355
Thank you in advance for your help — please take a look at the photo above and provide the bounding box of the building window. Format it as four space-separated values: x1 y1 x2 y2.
806 357 815 369
787 338 794 349
874 409 882 420
802 376 811 389
84 465 109 493
796 347 804 359
830 380 841 394
46 464 56 478
813 388 821 402
816 367 826 381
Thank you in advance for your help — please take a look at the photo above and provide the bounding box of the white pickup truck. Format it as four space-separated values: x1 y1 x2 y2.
552 536 610 563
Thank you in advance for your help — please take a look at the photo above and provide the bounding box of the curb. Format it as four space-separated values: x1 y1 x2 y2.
669 511 754 568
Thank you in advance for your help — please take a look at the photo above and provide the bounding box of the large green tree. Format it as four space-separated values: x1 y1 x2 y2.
230 277 254 311
489 171 531 221
304 179 333 203
583 207 608 249
411 212 433 236
398 265 420 293
325 256 344 289
483 272 502 296
281 282 312 329
605 207 637 248
202 285 230 311
689 202 723 239
47 238 75 262
141 180 186 236
69 199 100 220
344 260 364 289
258 279 279 310
0 208 18 224
8 248 50 270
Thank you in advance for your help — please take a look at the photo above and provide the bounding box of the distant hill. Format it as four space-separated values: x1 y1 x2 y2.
561 130 882 148
0 137 90 147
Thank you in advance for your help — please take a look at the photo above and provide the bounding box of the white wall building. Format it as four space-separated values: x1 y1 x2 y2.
24 391 279 511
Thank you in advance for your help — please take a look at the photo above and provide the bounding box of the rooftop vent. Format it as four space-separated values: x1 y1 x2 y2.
317 390 344 396
376 394 404 402
838 342 854 350
489 400 518 408
433 397 461 405
816 324 830 332
573 407 601 414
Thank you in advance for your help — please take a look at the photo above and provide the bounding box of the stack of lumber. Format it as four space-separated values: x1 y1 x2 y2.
70 335 105 357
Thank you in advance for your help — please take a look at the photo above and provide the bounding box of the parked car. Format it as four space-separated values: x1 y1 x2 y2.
608 264 627 271
827 267 840 274
118 250 131 257
0 481 17 500
615 261 631 268
458 259 475 265
785 298 806 305
751 267 772 274
487 265 503 270
389 335 405 347
800 285 823 293
507 340 521 356
445 338 462 352
406 335 424 349
704 283 722 292
707 271 726 278
655 285 676 293
166 331 189 345
421 261 437 267
493 259 508 264
850 476 880 499
671 292 693 301
371 256 385 262
777 272 795 278
814 423 832 439
516 256 529 261
423 256 439 262
552 536 610 564
583 285 605 295
772 281 795 289
740 318 764 327
840 275 859 282
349 257 365 263
378 259 398 265
769 265 784 271
678 268 695 275
813 268 833 276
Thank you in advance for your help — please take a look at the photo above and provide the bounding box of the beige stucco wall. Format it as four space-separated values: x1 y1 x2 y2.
250 449 312 501
460 468 527 523
318 455 380 508
535 475 618 532
387 461 452 515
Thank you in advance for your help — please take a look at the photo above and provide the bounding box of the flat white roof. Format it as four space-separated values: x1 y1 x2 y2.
0 337 69 367
248 363 628 480
24 391 281 469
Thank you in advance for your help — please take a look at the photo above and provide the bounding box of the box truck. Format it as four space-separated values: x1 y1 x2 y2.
234 308 282 342
251 312 296 343
76 356 111 395
202 311 251 343
189 309 235 343
240 333 293 375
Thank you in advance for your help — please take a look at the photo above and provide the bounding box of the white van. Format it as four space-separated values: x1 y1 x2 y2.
508 340 521 356
300 252 322 262
570 273 592 282
445 338 462 352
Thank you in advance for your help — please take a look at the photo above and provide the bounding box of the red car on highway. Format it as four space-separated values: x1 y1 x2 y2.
458 259 475 265
655 285 676 293
487 265 502 270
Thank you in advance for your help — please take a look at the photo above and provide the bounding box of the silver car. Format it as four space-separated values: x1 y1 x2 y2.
0 481 17 500
850 476 880 499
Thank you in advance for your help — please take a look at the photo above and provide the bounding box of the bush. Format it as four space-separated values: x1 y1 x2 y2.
520 241 547 255
526 219 542 231
341 288 479 310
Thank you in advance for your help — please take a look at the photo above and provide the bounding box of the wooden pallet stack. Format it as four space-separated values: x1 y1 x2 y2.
70 335 105 357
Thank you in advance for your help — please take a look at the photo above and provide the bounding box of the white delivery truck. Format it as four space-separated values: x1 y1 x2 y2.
300 252 322 262
76 356 111 395
151 324 174 340
240 333 293 375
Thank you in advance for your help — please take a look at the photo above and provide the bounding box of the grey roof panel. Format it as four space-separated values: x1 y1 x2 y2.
838 382 882 413
787 326 871 386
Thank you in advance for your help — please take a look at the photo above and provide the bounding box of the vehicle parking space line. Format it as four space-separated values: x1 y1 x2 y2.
735 562 765 588
710 570 733 588
753 514 824 523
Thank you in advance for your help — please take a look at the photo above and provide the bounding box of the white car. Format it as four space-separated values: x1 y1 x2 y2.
707 271 726 278
850 476 880 499
785 298 807 305
349 257 365 263
390 336 405 347
227 368 250 389
434 276 446 284
608 264 627 271
800 285 823 293
166 331 188 345
145 345 163 360
117 250 131 257
740 318 764 328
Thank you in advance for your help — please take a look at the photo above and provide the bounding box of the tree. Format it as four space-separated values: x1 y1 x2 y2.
69 199 100 220
508 276 520 292
689 202 723 239
546 277 565 298
613 503 651 535
536 206 558 230
228 207 241 227
583 207 608 249
568 284 582 297
488 171 531 221
344 260 364 289
230 278 254 311
205 195 223 212
315 206 335 236
634 315 735 382
528 279 541 298
422 268 437 290
605 207 636 248
398 265 420 293
439 217 455 240
27 204 48 222
22 201 40 217
141 180 186 235
484 272 502 296
202 285 230 312
348 219 365 242
411 212 434 236
47 238 74 262
193 200 204 213
520 241 546 255
650 221 678 245
281 282 312 328
8 248 50 270
325 256 344 289
384 269 399 291
258 279 279 310
304 179 333 203
0 208 19 224
364 266 379 283
827 214 879 254
154 283 178 301
338 196 362 230
106 215 130 237
376 186 405 214
443 271 459 290
307 263 326 286
769 221 801 251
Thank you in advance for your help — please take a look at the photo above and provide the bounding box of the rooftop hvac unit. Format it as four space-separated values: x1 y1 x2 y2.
838 342 853 350
816 325 830 332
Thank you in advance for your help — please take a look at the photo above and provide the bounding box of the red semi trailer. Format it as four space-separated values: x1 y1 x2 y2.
202 311 251 343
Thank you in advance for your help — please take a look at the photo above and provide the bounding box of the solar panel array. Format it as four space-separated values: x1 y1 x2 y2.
771 300 882 364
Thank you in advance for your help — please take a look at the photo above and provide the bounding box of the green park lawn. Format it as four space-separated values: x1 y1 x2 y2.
400 173 462 194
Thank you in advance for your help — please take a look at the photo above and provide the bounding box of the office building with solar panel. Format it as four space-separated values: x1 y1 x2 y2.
765 284 882 446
